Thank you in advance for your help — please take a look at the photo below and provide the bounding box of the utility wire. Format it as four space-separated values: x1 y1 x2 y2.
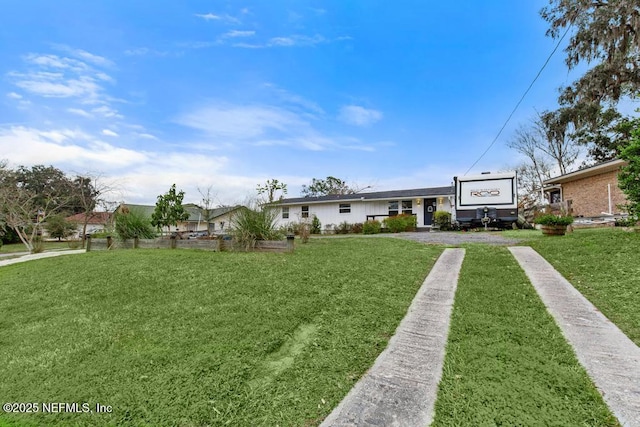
463 25 571 176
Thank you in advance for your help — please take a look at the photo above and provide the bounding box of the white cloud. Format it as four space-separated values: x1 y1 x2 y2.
91 105 123 119
123 47 168 57
177 101 379 153
52 45 114 68
0 126 146 168
264 83 325 116
7 50 114 106
102 129 119 137
268 34 325 47
67 108 93 118
176 103 306 139
134 133 158 140
339 105 383 126
195 13 240 24
223 30 255 38
6 92 22 99
10 71 103 99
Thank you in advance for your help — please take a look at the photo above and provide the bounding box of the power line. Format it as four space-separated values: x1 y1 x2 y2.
463 25 571 176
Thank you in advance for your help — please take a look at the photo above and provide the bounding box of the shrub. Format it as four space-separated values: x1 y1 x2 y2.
383 214 417 233
615 217 638 227
433 211 452 230
31 236 45 253
324 224 335 234
114 208 157 240
311 215 322 234
363 220 381 234
230 206 283 250
534 214 574 226
351 223 364 234
336 221 351 234
298 221 310 243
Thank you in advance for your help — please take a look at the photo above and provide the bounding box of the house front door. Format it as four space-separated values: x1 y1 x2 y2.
423 198 436 225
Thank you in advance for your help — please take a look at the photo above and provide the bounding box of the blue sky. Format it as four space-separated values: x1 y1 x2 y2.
1 1 586 206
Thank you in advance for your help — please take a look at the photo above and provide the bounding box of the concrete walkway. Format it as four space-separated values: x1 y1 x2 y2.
0 249 86 267
509 246 640 427
320 248 465 427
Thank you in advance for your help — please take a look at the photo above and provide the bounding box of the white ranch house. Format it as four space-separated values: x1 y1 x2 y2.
274 186 455 231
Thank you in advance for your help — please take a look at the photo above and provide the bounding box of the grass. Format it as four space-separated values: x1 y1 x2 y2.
524 227 640 346
0 237 441 426
432 245 618 426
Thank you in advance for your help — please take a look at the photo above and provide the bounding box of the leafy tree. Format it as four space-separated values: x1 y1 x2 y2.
0 163 76 252
541 1 640 162
45 214 77 241
257 179 287 203
301 176 356 197
541 0 640 105
618 126 640 220
14 165 77 213
151 184 190 235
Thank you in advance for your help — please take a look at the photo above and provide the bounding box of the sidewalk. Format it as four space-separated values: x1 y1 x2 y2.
0 249 86 267
320 248 465 427
509 246 640 427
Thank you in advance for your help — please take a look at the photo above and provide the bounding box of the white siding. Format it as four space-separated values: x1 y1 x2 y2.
275 196 453 231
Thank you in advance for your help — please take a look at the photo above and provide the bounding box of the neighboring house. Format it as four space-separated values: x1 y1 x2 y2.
274 186 455 231
65 212 112 238
180 204 244 234
114 203 244 235
543 159 629 218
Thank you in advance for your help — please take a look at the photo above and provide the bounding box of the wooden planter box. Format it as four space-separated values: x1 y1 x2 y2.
540 225 568 236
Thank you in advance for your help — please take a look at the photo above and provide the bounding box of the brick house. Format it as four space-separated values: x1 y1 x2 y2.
543 159 629 218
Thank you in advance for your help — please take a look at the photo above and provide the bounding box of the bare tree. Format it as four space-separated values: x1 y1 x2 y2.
536 110 580 175
507 124 555 202
72 172 117 247
197 185 218 235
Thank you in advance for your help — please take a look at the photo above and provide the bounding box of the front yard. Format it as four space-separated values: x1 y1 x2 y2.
0 229 637 426
0 238 440 426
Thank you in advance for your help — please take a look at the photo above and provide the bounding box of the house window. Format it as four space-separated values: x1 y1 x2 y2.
402 200 413 214
282 207 289 219
339 203 351 213
301 205 309 218
388 201 398 216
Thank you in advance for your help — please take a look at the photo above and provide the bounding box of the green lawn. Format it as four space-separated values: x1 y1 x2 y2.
0 237 440 427
432 245 618 426
1 229 636 426
525 228 640 346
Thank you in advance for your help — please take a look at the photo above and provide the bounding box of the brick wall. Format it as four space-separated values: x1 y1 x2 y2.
562 169 628 217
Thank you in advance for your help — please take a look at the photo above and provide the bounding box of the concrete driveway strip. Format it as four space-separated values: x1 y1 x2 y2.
320 248 465 427
0 250 86 267
509 246 640 427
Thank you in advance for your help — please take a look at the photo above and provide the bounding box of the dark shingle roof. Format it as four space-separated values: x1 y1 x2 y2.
276 186 454 205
